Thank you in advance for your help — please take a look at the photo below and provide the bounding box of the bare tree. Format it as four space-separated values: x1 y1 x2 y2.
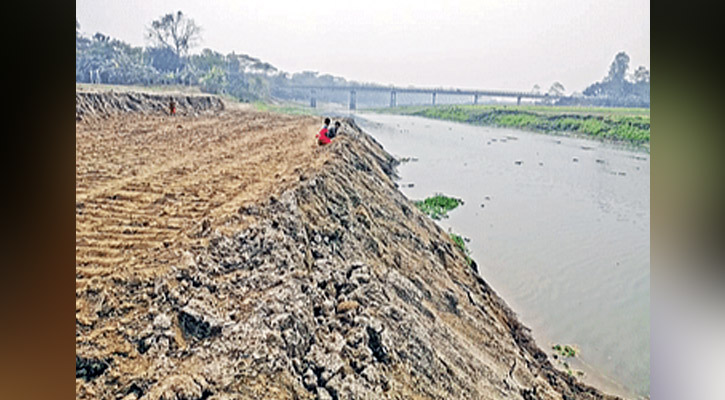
147 11 202 58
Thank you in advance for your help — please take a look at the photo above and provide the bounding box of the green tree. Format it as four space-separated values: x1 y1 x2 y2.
606 51 630 83
548 82 565 96
200 66 227 94
632 66 650 84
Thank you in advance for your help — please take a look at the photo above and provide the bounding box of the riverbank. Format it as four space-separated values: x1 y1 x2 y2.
371 104 649 151
355 112 650 399
76 89 620 399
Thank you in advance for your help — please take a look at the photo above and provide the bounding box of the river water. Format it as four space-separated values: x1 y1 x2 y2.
355 113 650 399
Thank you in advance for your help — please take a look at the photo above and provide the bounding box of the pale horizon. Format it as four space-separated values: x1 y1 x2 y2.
76 0 650 93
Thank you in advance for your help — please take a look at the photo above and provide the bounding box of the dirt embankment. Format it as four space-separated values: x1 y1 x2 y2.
76 91 619 400
76 91 225 120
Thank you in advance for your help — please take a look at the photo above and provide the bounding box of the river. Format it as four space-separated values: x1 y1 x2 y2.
354 112 650 399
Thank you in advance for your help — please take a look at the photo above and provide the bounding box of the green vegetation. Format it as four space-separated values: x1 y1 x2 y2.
552 344 577 358
449 233 467 252
449 232 473 267
413 194 473 266
376 104 650 147
552 344 584 377
252 102 316 115
414 194 463 220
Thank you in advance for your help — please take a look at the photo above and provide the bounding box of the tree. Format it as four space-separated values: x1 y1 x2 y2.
532 84 541 94
200 66 227 94
147 11 202 58
578 51 650 107
606 51 630 83
632 66 650 84
548 82 565 96
145 46 183 73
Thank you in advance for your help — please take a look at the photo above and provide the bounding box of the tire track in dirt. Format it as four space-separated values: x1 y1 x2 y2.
76 108 328 329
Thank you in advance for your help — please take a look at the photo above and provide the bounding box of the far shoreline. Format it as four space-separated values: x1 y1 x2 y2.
368 104 650 153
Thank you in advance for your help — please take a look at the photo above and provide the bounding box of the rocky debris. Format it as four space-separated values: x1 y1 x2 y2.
143 374 213 400
76 91 224 120
75 116 619 399
76 356 109 382
178 307 222 341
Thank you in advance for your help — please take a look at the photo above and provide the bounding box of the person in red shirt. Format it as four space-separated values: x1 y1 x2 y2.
317 118 331 145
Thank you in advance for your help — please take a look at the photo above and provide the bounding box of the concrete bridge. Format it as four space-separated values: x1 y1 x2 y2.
277 85 560 110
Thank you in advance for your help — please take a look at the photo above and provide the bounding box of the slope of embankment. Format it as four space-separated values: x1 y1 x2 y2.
76 90 225 120
76 91 619 400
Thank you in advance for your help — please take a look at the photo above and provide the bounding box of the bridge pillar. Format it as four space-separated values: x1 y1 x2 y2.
474 94 479 105
310 89 316 108
432 92 436 105
516 95 521 106
390 91 397 108
349 90 356 110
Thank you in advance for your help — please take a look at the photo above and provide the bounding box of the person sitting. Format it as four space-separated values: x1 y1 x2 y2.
317 118 331 145
327 121 342 139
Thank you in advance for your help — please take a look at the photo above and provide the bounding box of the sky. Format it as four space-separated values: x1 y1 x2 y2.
76 0 649 93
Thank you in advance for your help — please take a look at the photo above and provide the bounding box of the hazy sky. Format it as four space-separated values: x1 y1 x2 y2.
76 0 649 93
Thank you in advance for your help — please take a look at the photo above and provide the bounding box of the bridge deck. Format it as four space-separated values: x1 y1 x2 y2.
278 85 556 99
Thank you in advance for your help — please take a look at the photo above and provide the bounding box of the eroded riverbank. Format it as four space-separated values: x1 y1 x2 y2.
356 112 650 399
76 91 619 399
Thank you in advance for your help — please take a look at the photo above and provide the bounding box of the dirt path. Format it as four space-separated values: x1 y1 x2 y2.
76 109 327 326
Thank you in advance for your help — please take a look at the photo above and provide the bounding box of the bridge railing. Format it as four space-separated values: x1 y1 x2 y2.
274 85 561 109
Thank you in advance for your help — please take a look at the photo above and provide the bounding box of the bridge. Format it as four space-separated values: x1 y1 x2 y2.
276 85 560 110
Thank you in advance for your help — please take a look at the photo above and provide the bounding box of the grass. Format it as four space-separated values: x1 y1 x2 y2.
413 194 473 266
449 232 473 267
253 101 317 116
372 104 650 147
552 344 584 377
414 194 463 220
552 344 577 358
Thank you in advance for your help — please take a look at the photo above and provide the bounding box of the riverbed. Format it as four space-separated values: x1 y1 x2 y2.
355 112 650 399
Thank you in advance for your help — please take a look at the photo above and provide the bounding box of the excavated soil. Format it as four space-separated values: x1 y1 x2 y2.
76 91 619 400
76 91 225 120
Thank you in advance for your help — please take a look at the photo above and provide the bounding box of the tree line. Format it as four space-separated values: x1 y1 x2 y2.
76 11 369 102
77 12 283 101
558 52 650 107
77 12 649 107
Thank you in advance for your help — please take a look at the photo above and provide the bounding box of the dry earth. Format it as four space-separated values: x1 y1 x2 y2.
76 91 619 400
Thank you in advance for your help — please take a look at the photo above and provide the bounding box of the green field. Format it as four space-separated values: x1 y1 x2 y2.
372 104 650 148
252 101 318 115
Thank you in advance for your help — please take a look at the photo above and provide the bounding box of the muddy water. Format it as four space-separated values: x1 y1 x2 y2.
356 113 650 399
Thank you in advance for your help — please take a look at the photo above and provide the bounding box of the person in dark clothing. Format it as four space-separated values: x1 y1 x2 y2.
327 121 342 139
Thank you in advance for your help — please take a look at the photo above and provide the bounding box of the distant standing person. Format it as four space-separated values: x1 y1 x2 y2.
327 121 342 139
169 99 176 116
317 117 331 145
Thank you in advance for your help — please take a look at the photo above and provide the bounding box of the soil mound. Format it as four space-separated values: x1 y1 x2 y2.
76 91 224 120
